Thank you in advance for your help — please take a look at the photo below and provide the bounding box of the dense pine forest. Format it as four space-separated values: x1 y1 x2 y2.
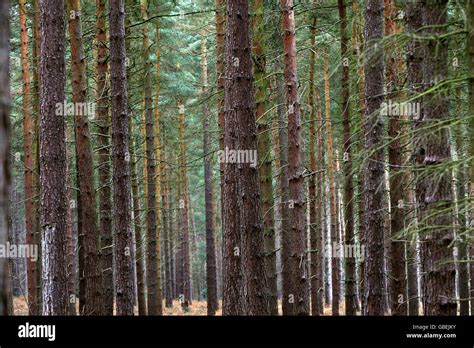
0 0 473 317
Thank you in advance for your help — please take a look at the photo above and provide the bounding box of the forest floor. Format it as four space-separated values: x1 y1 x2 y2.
13 296 346 315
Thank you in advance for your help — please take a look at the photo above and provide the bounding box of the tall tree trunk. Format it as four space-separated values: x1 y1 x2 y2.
0 0 11 315
201 32 218 316
109 0 135 316
419 0 456 316
362 0 385 316
276 70 291 308
32 0 43 312
338 0 357 316
96 0 114 316
384 0 407 316
351 0 366 313
139 0 159 316
19 0 38 316
178 102 191 309
153 17 163 316
405 0 424 317
67 0 104 316
323 49 340 316
308 14 323 317
280 0 309 316
39 0 69 315
252 0 277 316
223 0 269 315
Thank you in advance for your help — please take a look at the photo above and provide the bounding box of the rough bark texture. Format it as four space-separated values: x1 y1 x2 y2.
67 0 103 315
32 0 43 312
280 0 309 316
223 0 269 315
96 0 114 316
0 0 11 316
362 0 385 316
109 0 135 316
419 0 456 316
338 0 356 316
384 0 407 316
252 0 277 316
139 0 159 316
201 33 218 316
39 0 69 316
19 0 38 316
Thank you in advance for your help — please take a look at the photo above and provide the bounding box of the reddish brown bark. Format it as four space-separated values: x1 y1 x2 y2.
280 0 309 316
19 0 38 316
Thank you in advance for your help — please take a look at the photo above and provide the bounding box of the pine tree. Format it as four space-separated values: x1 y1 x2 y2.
109 0 135 316
19 0 38 315
362 0 385 316
280 0 309 316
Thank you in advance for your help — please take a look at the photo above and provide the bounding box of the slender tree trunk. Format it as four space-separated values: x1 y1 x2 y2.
252 0 278 316
419 0 456 316
315 87 325 314
201 32 218 316
454 122 469 316
153 18 163 316
351 0 366 313
39 0 69 315
308 14 323 317
405 0 424 317
323 49 340 316
19 0 38 316
280 0 309 316
96 0 113 316
276 70 291 311
67 0 104 316
161 137 173 308
139 0 159 316
109 0 135 316
337 0 356 316
130 132 146 315
362 0 385 316
0 0 11 315
384 0 407 316
178 102 191 309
